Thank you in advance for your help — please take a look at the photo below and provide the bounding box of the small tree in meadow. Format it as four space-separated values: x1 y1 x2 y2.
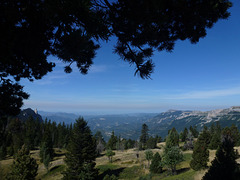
150 152 163 174
106 149 115 163
162 146 183 175
145 149 153 168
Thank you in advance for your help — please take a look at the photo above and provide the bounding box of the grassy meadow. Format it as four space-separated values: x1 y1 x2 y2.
1 143 240 179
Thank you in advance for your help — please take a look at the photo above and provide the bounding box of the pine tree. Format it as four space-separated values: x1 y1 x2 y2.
189 126 199 138
63 117 98 180
8 118 24 155
24 116 36 150
181 128 188 142
106 149 115 163
190 127 209 170
145 149 153 168
150 152 162 174
140 123 149 150
6 145 38 180
107 131 118 150
146 136 157 149
40 129 54 169
0 143 7 160
165 127 179 149
209 132 221 150
162 146 183 175
203 135 240 180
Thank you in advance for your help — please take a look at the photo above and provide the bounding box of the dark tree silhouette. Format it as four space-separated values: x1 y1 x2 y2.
203 135 240 180
0 0 232 116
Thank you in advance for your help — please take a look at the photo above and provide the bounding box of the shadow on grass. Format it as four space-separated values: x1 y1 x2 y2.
176 167 190 174
97 153 105 158
98 167 125 180
50 165 62 172
161 168 191 178
54 152 66 158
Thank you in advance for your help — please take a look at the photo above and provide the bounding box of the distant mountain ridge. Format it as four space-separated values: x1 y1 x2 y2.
147 106 240 138
36 106 240 140
39 111 79 124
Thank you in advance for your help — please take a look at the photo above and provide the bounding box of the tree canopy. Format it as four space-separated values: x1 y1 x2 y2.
0 0 232 116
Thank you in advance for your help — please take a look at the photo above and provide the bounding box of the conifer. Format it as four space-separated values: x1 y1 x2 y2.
203 135 240 180
63 117 98 180
140 124 149 150
190 127 209 170
162 146 183 175
145 149 153 168
150 152 162 174
7 145 38 180
165 127 179 149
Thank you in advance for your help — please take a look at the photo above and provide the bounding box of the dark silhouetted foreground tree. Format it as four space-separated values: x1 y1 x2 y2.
63 118 98 180
0 0 232 117
203 135 240 180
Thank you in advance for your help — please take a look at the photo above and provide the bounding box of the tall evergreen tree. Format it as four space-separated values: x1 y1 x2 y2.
40 129 54 166
24 116 36 150
8 118 24 155
150 152 163 174
190 127 210 170
181 128 188 142
189 126 199 138
209 122 222 149
165 127 179 149
146 136 157 149
140 123 149 150
209 132 221 150
6 145 38 180
203 135 240 180
107 131 118 150
63 118 98 180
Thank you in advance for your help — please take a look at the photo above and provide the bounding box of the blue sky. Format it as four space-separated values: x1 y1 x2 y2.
22 1 240 114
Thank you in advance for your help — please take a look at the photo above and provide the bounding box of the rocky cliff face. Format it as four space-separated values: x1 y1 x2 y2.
17 108 43 122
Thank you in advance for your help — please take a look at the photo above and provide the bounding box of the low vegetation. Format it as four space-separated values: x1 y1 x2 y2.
1 118 240 179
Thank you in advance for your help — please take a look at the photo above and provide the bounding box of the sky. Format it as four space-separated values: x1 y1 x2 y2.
22 1 240 115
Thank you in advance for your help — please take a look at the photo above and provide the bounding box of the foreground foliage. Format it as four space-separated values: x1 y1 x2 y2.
6 145 38 180
203 135 240 180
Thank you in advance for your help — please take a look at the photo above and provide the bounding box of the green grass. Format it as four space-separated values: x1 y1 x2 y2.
97 163 120 173
118 166 144 179
161 169 196 180
41 164 66 180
